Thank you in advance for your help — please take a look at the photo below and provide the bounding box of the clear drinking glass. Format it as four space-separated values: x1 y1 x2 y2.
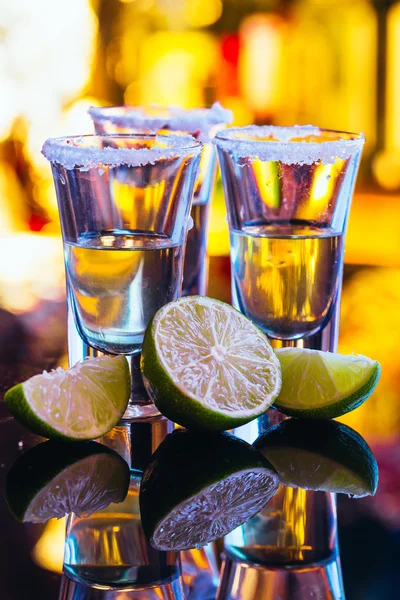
214 126 365 351
42 133 202 419
88 103 233 296
218 487 344 600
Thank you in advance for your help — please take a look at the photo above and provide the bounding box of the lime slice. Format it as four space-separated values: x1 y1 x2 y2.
253 418 378 497
139 429 280 551
274 348 380 419
5 441 130 522
4 355 130 441
141 296 282 431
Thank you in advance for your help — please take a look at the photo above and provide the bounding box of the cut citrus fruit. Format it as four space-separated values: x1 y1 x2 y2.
254 419 378 497
4 355 130 441
6 440 130 522
274 348 380 419
141 296 282 431
139 429 280 551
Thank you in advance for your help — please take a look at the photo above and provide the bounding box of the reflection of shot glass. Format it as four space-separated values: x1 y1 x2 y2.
214 126 364 351
42 134 201 420
219 488 344 600
63 473 185 598
89 103 233 296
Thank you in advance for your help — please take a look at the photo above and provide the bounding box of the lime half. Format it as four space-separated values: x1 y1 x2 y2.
6 441 130 522
141 296 282 431
253 418 378 497
139 429 280 551
274 348 380 419
4 355 130 441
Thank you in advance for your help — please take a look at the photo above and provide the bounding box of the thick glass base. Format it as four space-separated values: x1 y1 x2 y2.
59 572 186 599
68 311 160 422
216 555 345 600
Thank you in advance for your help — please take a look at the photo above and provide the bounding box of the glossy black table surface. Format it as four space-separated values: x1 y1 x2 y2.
0 259 399 600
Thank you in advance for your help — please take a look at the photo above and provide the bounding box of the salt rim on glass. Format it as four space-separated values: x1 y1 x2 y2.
213 125 365 166
88 102 234 143
41 133 203 171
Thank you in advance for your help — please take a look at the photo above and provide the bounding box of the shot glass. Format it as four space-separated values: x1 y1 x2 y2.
218 488 344 600
214 126 365 352
42 133 201 420
88 103 233 296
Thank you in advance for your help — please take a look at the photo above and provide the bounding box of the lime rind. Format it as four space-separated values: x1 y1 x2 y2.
141 296 282 431
274 348 380 419
4 355 130 441
254 419 378 497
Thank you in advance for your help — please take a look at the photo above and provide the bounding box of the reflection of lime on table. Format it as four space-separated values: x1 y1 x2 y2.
254 418 378 497
140 429 280 551
6 440 130 522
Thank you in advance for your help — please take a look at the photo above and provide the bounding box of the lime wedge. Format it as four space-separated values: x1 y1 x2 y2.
4 355 130 441
141 296 282 431
274 348 380 419
139 429 280 551
253 418 378 497
5 441 130 522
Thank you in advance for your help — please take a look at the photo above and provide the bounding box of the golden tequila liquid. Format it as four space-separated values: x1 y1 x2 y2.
230 224 344 340
65 231 184 355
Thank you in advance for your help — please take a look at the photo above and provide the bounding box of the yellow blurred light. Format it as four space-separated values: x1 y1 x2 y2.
137 32 218 108
252 161 281 209
32 517 65 574
338 267 400 441
284 1 376 147
239 14 285 117
386 2 400 152
220 97 254 128
0 234 64 312
0 162 29 233
208 183 230 256
1 1 97 160
372 151 400 191
345 193 400 267
294 159 344 222
310 164 336 202
185 0 223 29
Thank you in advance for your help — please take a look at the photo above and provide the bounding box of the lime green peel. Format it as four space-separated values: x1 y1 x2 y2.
4 355 130 441
274 348 380 419
141 296 282 431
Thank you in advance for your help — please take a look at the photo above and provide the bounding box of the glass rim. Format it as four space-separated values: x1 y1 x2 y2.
213 125 365 165
41 133 203 170
88 102 233 141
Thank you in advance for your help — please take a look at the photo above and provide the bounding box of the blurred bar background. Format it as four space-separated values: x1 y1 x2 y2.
1 0 400 439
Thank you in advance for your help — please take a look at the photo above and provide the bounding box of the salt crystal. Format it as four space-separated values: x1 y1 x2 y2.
42 133 202 170
88 102 233 143
213 125 365 166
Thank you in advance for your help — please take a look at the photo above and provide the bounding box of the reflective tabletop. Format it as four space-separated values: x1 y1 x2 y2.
0 259 399 600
